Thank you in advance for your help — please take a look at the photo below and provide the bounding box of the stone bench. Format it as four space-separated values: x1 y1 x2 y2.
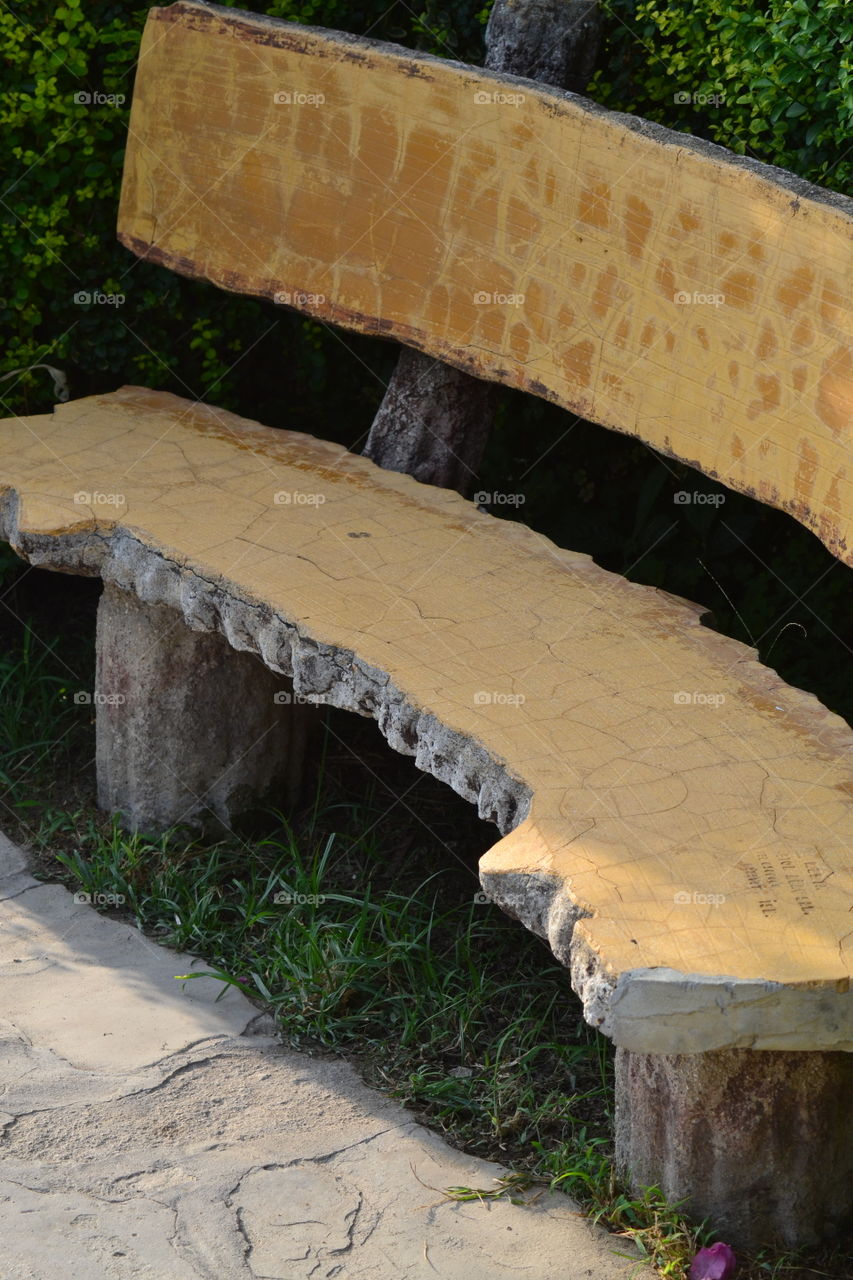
1 0 851 1252
3 384 852 1248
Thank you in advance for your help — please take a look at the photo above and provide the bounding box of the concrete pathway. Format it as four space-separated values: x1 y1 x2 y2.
0 832 653 1280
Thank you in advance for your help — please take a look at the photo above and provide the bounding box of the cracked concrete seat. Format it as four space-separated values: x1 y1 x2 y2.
2 0 852 1254
2 384 851 1065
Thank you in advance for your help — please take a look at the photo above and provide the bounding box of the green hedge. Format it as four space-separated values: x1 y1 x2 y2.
593 0 852 191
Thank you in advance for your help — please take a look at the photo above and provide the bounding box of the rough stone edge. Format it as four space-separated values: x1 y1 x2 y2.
1 519 531 839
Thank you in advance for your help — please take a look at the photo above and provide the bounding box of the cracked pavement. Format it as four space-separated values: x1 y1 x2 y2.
0 832 652 1279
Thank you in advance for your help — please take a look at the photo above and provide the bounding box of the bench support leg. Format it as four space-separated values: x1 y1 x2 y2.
615 1046 853 1249
95 583 315 834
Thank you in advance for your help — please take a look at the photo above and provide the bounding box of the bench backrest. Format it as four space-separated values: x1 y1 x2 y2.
119 1 853 563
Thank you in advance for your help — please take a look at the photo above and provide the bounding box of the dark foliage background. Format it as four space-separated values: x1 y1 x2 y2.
1 0 851 720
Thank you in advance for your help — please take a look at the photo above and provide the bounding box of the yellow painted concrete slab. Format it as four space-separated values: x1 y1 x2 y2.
1 386 851 1053
119 1 853 564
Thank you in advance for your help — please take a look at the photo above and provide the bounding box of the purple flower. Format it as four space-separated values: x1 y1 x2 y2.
689 1242 737 1280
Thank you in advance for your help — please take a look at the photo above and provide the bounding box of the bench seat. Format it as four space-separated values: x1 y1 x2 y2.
2 385 851 1061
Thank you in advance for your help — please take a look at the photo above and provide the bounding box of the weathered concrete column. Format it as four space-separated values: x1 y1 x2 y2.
95 583 316 834
615 1046 853 1249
